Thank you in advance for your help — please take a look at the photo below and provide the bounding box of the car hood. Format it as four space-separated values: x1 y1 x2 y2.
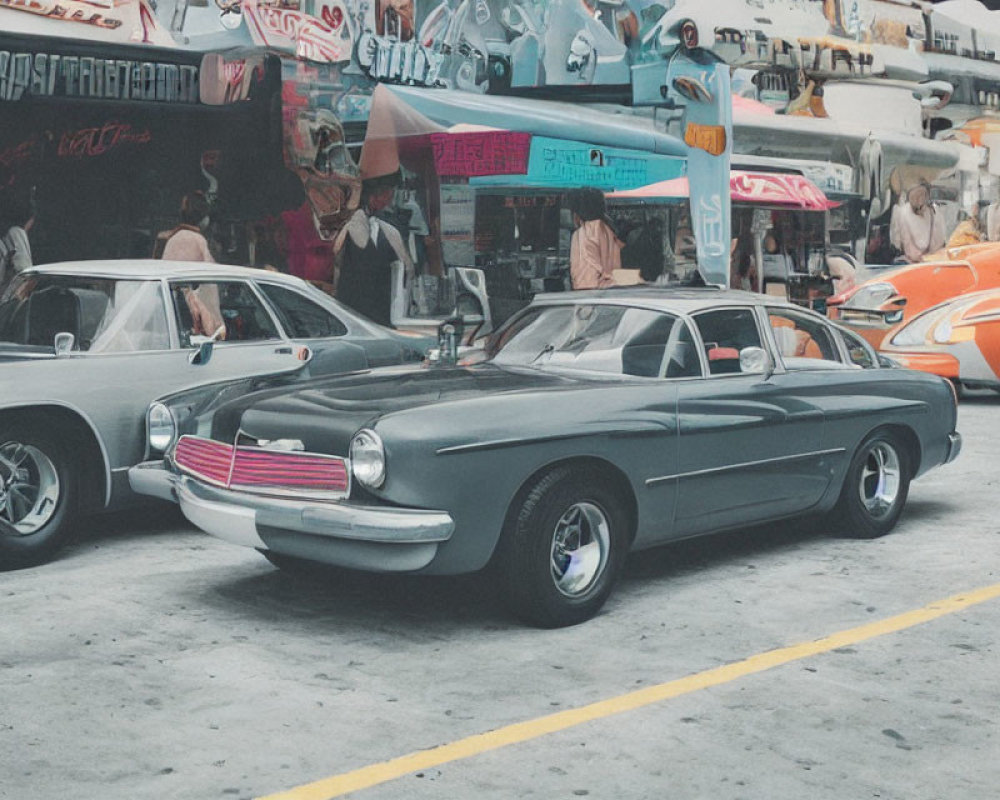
210 364 589 455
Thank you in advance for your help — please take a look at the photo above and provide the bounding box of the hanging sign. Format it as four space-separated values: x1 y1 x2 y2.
0 47 199 102
430 131 531 177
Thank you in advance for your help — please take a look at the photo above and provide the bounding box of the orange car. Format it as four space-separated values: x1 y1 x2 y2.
880 289 1000 391
827 241 1000 348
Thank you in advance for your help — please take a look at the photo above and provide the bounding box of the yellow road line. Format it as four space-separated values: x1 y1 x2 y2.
258 582 1000 800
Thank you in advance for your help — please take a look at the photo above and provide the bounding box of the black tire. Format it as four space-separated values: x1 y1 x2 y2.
0 423 77 569
495 465 630 628
831 430 910 539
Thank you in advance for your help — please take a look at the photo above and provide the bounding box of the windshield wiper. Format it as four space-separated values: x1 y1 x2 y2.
530 343 555 365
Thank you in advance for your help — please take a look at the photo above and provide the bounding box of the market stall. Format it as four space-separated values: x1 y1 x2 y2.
354 84 693 326
608 169 841 308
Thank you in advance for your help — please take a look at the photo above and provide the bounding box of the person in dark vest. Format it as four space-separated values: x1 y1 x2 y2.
333 172 413 328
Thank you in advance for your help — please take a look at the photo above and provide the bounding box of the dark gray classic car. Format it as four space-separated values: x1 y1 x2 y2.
131 287 962 627
0 261 432 568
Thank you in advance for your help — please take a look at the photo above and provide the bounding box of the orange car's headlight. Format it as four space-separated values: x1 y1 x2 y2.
933 320 976 344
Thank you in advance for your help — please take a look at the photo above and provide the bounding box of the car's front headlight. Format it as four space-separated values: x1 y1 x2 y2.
845 282 896 309
889 303 947 347
147 402 177 454
350 428 385 489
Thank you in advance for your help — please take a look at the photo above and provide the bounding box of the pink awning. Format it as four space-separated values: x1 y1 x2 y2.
608 170 837 210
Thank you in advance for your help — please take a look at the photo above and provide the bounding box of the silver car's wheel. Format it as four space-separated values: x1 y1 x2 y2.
858 441 901 522
496 465 630 628
0 424 76 569
832 429 910 540
0 442 61 535
550 502 610 598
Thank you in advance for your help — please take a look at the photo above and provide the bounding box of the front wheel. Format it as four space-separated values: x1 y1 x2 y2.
495 466 630 628
831 430 910 539
0 425 76 569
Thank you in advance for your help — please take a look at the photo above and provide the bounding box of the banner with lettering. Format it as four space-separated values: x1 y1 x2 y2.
665 52 732 287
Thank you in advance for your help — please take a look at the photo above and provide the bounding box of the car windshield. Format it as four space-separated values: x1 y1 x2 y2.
489 303 700 378
0 274 170 353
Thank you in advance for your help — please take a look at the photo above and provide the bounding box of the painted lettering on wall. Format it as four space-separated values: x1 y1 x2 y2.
57 122 152 158
0 136 40 169
0 50 199 103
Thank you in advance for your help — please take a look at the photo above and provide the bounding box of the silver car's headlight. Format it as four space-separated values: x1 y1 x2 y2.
350 429 385 489
147 402 177 453
845 282 896 309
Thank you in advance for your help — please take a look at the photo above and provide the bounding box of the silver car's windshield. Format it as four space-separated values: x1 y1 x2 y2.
490 303 701 378
0 274 170 352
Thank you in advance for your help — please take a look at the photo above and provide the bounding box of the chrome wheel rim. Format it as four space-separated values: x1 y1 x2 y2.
0 442 60 535
858 441 901 521
550 501 610 597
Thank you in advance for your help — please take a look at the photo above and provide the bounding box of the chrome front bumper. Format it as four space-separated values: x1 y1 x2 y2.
128 461 455 571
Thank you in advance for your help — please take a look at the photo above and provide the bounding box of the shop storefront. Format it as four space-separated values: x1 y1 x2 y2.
0 33 288 265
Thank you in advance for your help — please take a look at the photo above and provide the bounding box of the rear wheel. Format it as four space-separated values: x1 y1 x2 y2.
831 430 910 539
0 425 76 568
496 466 629 628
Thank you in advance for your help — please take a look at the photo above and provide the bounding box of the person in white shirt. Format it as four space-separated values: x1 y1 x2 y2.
0 189 34 291
986 200 1000 242
897 184 945 263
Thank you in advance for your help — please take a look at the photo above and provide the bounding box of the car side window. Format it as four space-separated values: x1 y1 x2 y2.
622 313 701 378
691 308 763 375
766 307 841 369
170 281 279 345
838 327 878 368
258 283 347 339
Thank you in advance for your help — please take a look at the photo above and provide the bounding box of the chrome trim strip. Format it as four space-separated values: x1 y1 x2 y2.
645 447 847 487
436 426 671 455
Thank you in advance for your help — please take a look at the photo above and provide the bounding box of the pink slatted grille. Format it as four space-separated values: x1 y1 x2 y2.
172 435 349 497
173 436 232 485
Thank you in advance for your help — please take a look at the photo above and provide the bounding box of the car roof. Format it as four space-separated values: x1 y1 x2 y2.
27 260 310 286
531 285 792 314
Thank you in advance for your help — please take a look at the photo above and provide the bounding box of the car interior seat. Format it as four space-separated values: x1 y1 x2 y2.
25 286 81 347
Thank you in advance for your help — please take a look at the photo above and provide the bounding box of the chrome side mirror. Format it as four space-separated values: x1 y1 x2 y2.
189 340 214 366
740 346 774 380
53 331 75 357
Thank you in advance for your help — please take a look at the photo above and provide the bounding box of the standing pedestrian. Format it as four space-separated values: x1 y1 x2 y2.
566 187 623 290
0 187 34 293
334 172 413 327
156 191 223 339
155 191 214 262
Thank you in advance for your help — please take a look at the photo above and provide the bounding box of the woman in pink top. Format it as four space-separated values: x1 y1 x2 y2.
158 191 214 263
157 191 224 338
566 188 623 290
